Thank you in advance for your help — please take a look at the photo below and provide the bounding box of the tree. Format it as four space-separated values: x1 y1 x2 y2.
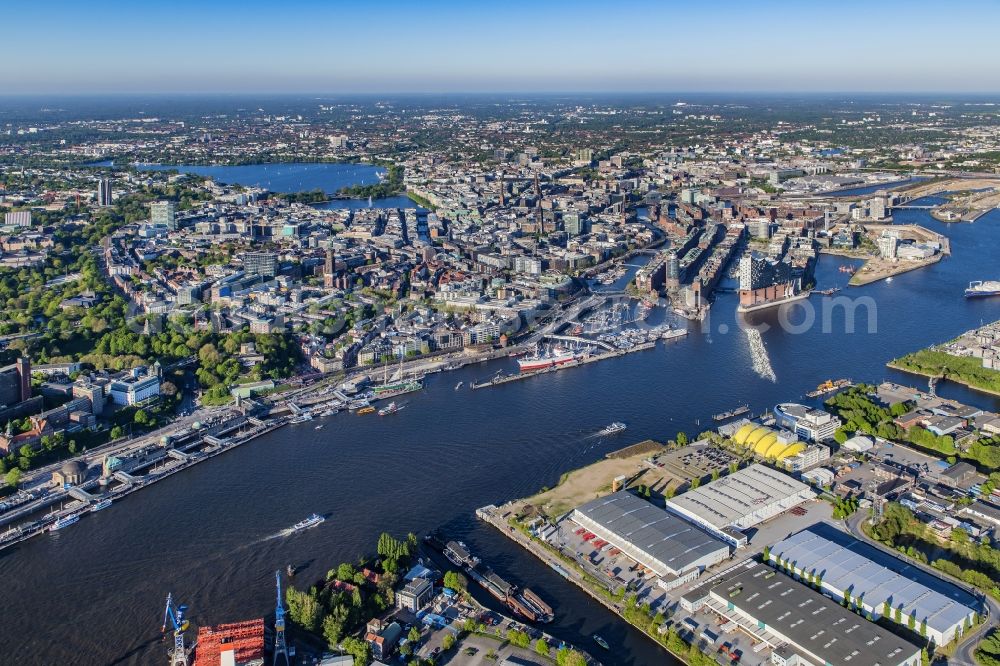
322 613 344 648
535 638 549 656
442 633 455 651
556 648 587 666
408 626 421 643
341 636 371 666
443 570 467 592
676 431 689 446
5 467 21 487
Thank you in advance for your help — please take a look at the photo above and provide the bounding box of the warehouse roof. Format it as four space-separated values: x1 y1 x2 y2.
666 463 812 529
711 565 920 666
572 491 728 575
770 523 978 636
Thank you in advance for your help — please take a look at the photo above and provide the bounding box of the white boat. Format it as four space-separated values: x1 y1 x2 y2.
378 401 405 416
965 280 1000 298
90 498 112 513
292 514 325 531
314 424 324 430
597 422 627 436
517 345 578 373
49 514 80 531
455 381 463 390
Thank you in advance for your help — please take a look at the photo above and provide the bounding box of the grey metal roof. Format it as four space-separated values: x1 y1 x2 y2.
770 523 977 636
573 491 728 574
666 463 812 528
712 565 920 666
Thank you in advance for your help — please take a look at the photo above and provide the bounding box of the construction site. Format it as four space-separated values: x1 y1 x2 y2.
162 571 290 666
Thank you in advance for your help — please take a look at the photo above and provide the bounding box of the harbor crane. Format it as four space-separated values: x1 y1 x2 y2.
273 570 291 666
161 593 191 666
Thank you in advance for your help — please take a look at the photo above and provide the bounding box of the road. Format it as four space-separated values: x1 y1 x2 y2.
845 512 997 665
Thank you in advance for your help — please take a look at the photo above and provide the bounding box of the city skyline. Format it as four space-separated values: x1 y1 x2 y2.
5 0 1000 94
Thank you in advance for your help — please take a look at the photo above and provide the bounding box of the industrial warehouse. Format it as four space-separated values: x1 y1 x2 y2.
768 524 980 646
665 463 815 546
570 491 731 581
691 563 922 666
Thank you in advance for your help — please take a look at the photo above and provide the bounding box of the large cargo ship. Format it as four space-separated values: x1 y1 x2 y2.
517 346 578 373
965 280 1000 298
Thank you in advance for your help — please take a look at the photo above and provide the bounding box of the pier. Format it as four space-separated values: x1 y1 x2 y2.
0 414 289 552
471 341 657 390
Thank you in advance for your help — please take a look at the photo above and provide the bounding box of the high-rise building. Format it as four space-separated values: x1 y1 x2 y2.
243 251 278 278
666 250 680 287
877 231 899 259
150 201 176 230
738 253 769 290
323 247 336 288
0 357 31 408
868 196 887 220
97 178 113 207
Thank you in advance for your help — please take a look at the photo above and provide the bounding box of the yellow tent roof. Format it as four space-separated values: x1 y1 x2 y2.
733 423 757 446
754 433 779 456
774 442 806 461
746 426 774 447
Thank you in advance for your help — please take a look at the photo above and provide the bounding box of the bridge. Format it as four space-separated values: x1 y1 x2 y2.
113 470 138 485
67 487 95 502
203 434 225 446
166 449 192 462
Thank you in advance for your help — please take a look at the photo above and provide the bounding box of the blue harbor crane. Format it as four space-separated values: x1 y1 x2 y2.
161 593 191 666
273 570 291 666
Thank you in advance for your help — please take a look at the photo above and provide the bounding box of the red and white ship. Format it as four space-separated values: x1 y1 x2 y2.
517 345 578 372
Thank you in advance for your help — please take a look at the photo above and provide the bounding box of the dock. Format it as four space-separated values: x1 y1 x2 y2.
0 415 289 552
471 341 657 390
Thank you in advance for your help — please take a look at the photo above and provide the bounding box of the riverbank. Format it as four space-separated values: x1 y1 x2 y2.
849 254 943 286
477 502 714 666
888 353 1000 397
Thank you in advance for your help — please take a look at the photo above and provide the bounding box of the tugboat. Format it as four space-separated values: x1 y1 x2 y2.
593 635 610 650
292 514 325 531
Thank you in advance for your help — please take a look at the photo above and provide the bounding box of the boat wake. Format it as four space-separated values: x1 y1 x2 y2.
744 328 777 382
258 528 296 542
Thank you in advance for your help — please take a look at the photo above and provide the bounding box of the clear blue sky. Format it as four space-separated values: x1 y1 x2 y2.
4 0 1000 94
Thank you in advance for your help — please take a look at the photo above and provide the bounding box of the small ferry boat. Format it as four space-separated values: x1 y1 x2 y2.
593 635 610 650
357 406 375 415
292 514 325 531
49 514 80 531
90 498 112 513
597 422 627 436
378 401 403 416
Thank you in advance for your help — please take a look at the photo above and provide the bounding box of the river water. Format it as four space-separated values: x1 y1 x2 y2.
2 200 999 664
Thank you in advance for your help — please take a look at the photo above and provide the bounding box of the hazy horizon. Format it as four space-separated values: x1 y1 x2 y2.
5 0 1000 95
